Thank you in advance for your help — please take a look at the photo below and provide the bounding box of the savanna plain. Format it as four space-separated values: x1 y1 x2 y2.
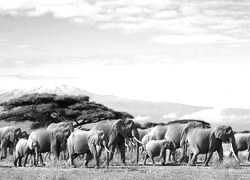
1 148 250 180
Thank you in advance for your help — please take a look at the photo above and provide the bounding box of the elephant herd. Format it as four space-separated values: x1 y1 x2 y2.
0 120 250 169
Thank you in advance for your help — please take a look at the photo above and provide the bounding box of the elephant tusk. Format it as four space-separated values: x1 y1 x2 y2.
104 144 113 154
133 137 143 145
125 143 129 147
129 141 135 146
230 143 240 162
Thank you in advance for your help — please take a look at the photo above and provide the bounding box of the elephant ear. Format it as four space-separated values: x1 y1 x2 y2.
63 129 71 139
213 127 227 143
88 131 104 146
113 120 127 138
2 129 15 142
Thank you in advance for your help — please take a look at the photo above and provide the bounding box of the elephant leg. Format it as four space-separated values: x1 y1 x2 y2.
23 153 30 167
0 143 7 160
38 152 45 167
68 153 78 167
167 150 172 162
189 153 193 164
19 157 23 167
151 156 156 166
89 144 99 168
9 143 14 156
203 152 214 166
109 145 116 162
85 151 93 167
96 146 103 159
160 149 166 166
189 152 198 166
171 150 176 162
143 154 149 165
217 144 223 162
14 157 18 167
118 143 126 165
33 153 37 166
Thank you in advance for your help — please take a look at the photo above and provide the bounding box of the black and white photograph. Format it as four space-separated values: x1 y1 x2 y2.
0 0 250 179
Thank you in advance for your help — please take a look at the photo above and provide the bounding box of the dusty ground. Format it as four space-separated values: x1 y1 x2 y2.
1 159 250 180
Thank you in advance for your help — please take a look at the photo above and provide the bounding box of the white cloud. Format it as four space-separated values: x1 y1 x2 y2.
0 0 249 44
18 44 29 49
181 108 250 124
134 115 151 121
150 34 249 44
163 113 177 119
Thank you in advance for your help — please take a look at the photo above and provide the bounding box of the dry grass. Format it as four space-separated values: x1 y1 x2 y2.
1 120 250 179
1 149 250 180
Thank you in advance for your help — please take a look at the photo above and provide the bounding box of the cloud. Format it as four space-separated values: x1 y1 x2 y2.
134 115 151 121
180 107 250 124
150 34 248 44
0 74 77 80
18 44 30 49
0 0 249 44
163 113 177 119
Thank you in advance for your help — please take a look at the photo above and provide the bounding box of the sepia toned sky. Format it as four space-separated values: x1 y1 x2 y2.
1 0 250 108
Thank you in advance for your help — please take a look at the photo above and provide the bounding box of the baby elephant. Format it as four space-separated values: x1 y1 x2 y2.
144 139 175 166
14 138 40 167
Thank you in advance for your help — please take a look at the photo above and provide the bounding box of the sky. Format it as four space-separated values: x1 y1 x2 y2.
1 0 250 109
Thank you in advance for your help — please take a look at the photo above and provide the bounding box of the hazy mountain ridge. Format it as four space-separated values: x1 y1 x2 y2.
1 84 250 131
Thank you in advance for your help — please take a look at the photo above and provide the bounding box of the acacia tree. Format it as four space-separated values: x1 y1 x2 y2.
0 93 133 129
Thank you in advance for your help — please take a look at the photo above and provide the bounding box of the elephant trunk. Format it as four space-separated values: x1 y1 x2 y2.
229 137 240 162
131 128 140 165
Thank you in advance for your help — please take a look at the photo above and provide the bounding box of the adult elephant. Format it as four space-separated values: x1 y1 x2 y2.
47 121 74 133
67 129 111 168
0 126 22 160
229 133 250 161
47 121 74 159
91 119 142 166
164 122 205 162
183 125 239 166
29 127 70 166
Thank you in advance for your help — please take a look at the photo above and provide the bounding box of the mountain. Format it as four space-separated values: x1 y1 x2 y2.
0 84 250 131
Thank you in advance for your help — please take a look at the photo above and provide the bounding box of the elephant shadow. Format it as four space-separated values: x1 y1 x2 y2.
0 165 12 168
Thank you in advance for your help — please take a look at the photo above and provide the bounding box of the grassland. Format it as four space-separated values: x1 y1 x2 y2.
1 149 250 180
1 121 250 180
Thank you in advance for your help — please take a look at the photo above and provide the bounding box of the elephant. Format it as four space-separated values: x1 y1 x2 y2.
91 119 142 167
229 133 250 161
46 121 74 159
21 131 29 139
0 126 22 160
29 127 70 166
164 122 205 162
143 139 175 166
14 138 40 167
47 121 74 133
140 125 168 153
67 129 110 168
125 128 152 153
182 125 239 166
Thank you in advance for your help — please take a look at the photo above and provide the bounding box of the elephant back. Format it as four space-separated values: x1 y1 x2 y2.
179 122 205 148
148 125 168 140
29 129 51 153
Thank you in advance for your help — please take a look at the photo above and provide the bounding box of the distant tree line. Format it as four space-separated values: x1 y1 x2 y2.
0 93 133 129
137 119 211 129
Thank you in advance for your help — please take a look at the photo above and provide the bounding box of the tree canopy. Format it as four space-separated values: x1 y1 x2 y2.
0 93 133 129
139 119 211 129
